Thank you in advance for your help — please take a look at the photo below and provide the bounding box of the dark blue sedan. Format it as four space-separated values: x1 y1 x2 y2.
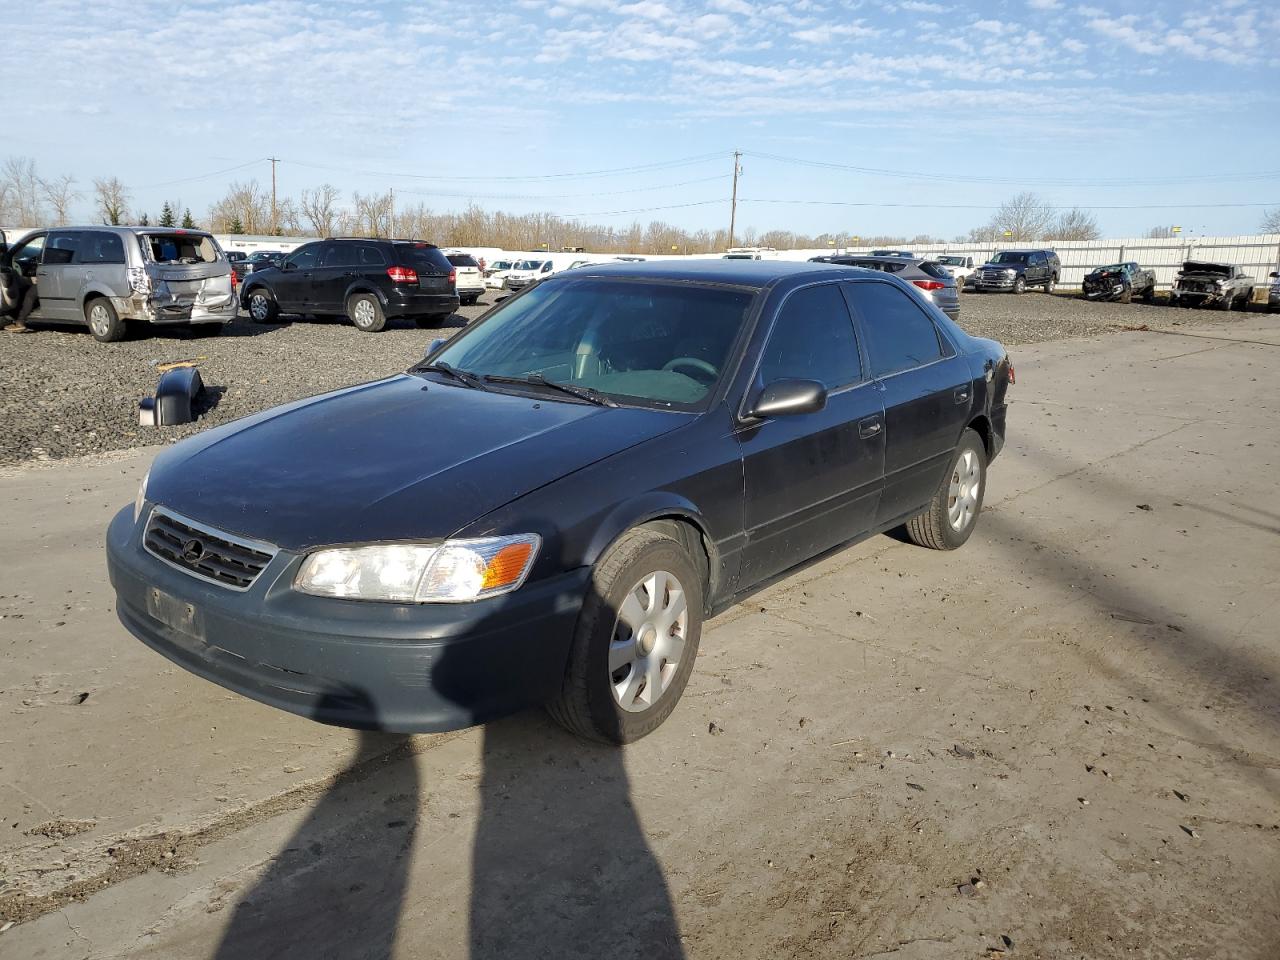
106 260 1012 743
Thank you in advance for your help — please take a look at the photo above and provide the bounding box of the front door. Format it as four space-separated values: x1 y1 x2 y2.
273 242 321 311
845 280 973 525
737 281 886 588
313 242 358 312
7 233 47 319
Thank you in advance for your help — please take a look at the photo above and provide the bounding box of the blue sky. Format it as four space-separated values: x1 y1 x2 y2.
13 0 1280 239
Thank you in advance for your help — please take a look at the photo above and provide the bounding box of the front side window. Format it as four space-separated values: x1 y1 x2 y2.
427 278 755 409
44 231 83 265
758 283 861 390
7 234 46 271
991 252 1028 264
846 281 945 378
285 244 321 270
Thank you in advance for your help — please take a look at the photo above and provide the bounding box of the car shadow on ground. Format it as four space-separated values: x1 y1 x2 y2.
212 693 683 959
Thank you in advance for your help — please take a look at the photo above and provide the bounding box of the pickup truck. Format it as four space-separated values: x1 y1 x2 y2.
936 254 976 289
1082 262 1155 303
973 249 1061 294
1169 261 1254 311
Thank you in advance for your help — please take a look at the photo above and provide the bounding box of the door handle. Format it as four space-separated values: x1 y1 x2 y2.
954 386 970 405
858 417 882 439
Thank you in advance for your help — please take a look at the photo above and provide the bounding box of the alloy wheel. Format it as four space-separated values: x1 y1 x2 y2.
353 298 376 328
948 449 981 531
250 295 269 321
89 304 111 337
609 570 688 713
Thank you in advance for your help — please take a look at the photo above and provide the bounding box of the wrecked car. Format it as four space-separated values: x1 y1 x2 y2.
0 226 236 341
1082 262 1156 303
1169 260 1254 311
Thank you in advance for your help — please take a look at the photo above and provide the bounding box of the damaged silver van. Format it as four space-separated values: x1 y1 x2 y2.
0 226 237 341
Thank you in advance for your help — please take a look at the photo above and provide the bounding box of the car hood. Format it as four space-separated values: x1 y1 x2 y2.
145 375 686 552
981 262 1023 271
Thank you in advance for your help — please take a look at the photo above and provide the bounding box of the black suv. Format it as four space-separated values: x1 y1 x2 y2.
973 249 1060 294
240 238 459 332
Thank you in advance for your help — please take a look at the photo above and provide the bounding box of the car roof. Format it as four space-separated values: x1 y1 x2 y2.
556 259 862 287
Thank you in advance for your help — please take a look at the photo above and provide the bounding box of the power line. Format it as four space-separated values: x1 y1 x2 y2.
135 158 267 190
744 151 1280 188
391 174 732 202
739 198 1280 210
558 199 726 218
278 152 729 183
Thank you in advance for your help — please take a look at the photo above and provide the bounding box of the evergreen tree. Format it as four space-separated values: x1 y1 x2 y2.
159 202 175 227
181 208 196 229
139 213 150 226
229 215 244 234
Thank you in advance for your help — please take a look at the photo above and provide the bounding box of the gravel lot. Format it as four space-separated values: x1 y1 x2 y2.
0 288 1246 467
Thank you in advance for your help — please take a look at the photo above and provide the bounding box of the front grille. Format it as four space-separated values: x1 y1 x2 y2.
978 269 1013 284
144 509 277 590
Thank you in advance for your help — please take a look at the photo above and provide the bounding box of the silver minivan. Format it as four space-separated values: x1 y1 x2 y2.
0 226 236 341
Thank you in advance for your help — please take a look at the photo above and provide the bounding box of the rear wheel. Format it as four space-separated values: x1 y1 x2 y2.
246 289 279 324
1142 284 1155 302
85 298 125 342
905 429 987 551
1044 276 1056 294
347 293 386 332
547 526 703 744
1012 276 1026 295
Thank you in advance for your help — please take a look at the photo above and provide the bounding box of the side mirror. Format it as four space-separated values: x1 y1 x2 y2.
1270 272 1278 279
747 379 827 419
281 260 295 271
424 338 446 360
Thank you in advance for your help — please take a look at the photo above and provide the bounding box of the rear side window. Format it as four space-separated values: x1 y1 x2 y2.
358 244 387 266
917 262 951 279
44 231 83 265
77 232 125 265
759 283 862 390
142 233 219 264
846 282 944 378
395 243 451 273
319 243 358 268
447 254 479 267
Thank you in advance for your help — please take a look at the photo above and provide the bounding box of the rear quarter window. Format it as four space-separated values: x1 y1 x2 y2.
396 244 452 273
78 232 125 265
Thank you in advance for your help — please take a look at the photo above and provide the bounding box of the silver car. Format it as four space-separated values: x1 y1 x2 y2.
0 226 236 342
810 254 960 320
1268 268 1280 312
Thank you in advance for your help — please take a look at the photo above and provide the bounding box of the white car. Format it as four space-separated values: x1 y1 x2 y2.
936 254 976 289
503 258 555 291
483 257 521 289
445 252 485 305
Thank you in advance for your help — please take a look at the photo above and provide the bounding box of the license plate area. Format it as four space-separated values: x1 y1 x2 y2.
146 586 205 641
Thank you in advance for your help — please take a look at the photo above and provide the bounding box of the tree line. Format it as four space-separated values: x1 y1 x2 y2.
4 156 1278 252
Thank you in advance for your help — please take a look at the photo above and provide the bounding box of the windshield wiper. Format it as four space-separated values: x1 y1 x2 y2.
412 361 488 391
482 373 618 407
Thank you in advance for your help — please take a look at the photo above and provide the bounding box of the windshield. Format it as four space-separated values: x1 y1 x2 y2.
937 256 964 266
490 260 514 270
141 233 220 264
516 260 545 270
990 252 1029 264
1095 263 1126 273
426 278 755 409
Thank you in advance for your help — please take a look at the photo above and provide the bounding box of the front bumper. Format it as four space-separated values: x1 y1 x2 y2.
1170 288 1225 306
972 275 1018 291
383 289 461 319
106 505 589 732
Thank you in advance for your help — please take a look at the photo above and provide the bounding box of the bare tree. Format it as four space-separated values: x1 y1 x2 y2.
1146 225 1176 239
208 180 271 234
92 176 130 225
969 192 1056 242
1047 208 1099 241
2 156 47 226
41 174 79 226
352 190 394 237
299 183 341 237
1262 209 1280 234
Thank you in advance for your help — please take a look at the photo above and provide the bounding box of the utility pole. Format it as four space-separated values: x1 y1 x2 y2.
268 157 279 235
728 150 742 250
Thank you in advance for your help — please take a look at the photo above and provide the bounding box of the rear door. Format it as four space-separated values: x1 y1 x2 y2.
38 231 84 320
845 279 972 526
737 282 885 587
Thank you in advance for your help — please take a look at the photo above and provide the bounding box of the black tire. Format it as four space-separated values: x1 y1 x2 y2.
904 428 987 551
1012 276 1026 295
1220 293 1233 312
246 289 279 324
547 525 704 744
347 293 386 332
461 294 479 306
1044 276 1056 294
1120 284 1132 304
1142 284 1155 302
84 298 125 342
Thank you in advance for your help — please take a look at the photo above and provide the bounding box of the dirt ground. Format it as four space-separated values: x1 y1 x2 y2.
1 315 1279 959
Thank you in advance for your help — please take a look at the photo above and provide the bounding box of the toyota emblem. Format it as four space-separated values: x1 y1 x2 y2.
181 538 205 563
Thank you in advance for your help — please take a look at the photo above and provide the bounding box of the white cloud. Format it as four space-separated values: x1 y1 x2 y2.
1062 37 1086 52
791 20 878 43
1028 0 1059 9
899 0 947 11
973 19 1005 33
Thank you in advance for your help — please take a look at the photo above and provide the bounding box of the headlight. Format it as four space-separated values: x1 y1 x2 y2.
134 470 150 523
294 534 541 603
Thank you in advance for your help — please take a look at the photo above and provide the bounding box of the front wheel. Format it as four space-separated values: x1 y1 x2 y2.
547 526 703 744
905 429 987 551
1220 293 1233 312
85 298 125 342
1044 276 1056 294
1012 276 1026 295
